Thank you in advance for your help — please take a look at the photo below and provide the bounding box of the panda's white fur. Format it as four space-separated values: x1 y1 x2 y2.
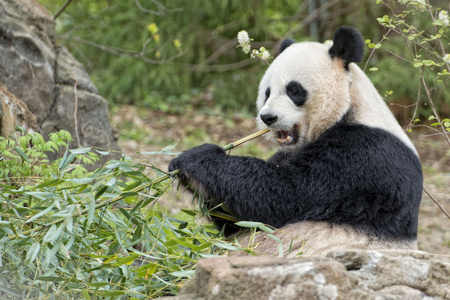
169 27 423 257
347 63 417 153
234 221 417 257
256 41 417 155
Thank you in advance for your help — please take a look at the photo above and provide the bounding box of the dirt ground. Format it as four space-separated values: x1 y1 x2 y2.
112 105 450 255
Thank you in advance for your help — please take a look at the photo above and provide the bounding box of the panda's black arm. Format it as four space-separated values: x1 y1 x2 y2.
168 143 305 228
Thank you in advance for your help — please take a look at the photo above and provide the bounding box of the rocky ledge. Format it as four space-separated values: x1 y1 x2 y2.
161 250 450 300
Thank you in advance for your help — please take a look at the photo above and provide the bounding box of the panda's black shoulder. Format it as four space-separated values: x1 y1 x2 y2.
290 123 422 176
310 123 417 156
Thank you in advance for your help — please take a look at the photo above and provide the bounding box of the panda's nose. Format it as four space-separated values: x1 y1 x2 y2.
260 114 278 126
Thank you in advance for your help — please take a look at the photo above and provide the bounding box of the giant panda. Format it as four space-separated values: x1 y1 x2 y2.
169 27 423 256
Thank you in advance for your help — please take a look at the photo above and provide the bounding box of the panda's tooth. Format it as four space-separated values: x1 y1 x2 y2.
286 136 292 143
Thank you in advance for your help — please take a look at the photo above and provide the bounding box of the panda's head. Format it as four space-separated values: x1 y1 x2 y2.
256 27 365 151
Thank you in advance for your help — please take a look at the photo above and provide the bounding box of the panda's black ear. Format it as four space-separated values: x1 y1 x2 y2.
279 39 295 54
329 27 365 68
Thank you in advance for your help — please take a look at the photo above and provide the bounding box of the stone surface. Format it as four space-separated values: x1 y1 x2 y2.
41 85 117 149
328 250 450 299
0 0 55 124
55 45 98 94
0 84 39 136
0 0 120 163
161 250 450 300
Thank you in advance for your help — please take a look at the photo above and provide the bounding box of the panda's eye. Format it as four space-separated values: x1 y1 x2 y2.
265 87 270 102
286 81 307 106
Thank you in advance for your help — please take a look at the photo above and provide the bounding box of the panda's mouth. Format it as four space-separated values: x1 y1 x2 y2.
276 125 299 146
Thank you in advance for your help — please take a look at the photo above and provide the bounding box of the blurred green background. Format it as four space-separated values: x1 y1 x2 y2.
41 0 449 120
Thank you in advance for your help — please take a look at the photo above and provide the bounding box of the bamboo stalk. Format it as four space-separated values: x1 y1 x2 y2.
9 129 270 240
223 128 270 150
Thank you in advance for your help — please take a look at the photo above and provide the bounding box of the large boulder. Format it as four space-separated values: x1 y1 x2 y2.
163 250 450 300
0 0 120 163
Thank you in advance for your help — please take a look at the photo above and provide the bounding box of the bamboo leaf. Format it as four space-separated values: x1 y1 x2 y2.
67 178 93 184
234 221 263 228
95 149 110 155
26 204 55 223
43 225 57 244
58 242 70 259
131 225 142 242
123 180 142 191
171 270 195 277
100 291 126 297
104 177 116 186
83 290 91 300
87 282 110 288
14 147 30 163
112 253 139 267
42 245 59 269
135 263 157 278
87 196 96 226
59 151 77 171
70 147 91 154
95 186 108 199
25 242 41 263
33 179 64 190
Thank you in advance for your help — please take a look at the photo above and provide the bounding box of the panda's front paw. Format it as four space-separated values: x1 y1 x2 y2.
168 143 225 178
168 157 180 173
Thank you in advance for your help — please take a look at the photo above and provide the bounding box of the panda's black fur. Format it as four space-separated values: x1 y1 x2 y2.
329 26 365 68
169 27 423 253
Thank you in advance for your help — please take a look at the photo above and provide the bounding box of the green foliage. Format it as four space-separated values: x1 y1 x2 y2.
40 0 448 119
368 0 450 124
0 130 238 299
42 0 379 113
41 0 301 111
0 128 92 187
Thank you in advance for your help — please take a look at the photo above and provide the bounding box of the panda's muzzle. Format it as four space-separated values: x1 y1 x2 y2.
260 113 299 146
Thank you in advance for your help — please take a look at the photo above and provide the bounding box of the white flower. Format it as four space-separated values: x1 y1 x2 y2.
237 30 250 45
438 10 449 27
237 30 252 53
241 44 251 54
323 39 333 47
260 47 270 60
443 54 450 64
250 49 260 59
237 31 251 54
236 30 271 63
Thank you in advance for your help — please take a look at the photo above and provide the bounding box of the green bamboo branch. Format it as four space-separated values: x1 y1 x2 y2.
8 129 270 240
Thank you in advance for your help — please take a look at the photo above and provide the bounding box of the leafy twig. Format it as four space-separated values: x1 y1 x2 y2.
6 129 270 241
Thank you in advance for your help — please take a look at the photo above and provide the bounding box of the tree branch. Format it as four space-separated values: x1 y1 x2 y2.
53 0 73 20
423 187 450 220
58 34 184 64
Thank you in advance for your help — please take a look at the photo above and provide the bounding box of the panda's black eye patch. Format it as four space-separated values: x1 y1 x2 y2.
286 81 307 106
265 87 270 102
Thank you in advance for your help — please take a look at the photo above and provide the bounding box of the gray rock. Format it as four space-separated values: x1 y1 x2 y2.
0 0 55 124
41 85 120 152
0 0 120 163
328 250 450 299
55 45 98 94
163 250 450 300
